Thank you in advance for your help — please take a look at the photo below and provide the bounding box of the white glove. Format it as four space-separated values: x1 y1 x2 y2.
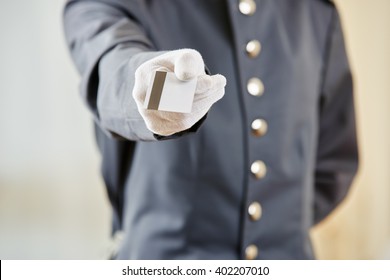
132 49 226 136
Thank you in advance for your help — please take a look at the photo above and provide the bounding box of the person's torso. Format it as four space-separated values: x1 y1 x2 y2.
97 0 334 259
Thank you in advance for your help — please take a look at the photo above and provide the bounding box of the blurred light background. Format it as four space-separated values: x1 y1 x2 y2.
0 0 389 259
0 0 111 259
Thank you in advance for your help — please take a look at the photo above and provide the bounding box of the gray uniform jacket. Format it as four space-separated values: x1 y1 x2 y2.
63 0 358 259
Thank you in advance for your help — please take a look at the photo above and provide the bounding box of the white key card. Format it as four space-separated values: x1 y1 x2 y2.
144 71 197 113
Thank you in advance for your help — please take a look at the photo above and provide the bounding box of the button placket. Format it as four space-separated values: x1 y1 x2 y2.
237 0 266 260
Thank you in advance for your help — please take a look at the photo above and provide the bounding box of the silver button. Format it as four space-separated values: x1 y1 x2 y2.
246 40 261 58
245 244 258 260
251 160 267 179
248 202 262 221
239 0 257 16
247 78 264 96
251 119 268 137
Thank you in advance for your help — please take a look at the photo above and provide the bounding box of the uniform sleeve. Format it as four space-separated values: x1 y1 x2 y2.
63 0 165 140
314 7 359 225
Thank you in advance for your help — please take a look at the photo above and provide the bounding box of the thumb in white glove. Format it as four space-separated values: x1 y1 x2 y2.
132 48 226 136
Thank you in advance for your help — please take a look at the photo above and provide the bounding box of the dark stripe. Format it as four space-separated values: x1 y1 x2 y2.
147 71 167 110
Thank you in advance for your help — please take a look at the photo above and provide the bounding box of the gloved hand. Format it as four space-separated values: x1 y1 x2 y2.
132 48 226 136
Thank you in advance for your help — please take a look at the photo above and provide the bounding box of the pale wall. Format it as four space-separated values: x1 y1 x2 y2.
311 0 390 259
0 0 111 259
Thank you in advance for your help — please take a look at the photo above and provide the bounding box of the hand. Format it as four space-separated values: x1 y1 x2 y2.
132 48 226 136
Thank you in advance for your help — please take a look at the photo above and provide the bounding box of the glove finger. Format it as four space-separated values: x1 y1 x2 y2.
196 73 226 93
193 74 226 112
210 74 227 90
174 49 205 81
195 87 225 108
195 74 226 94
196 75 213 93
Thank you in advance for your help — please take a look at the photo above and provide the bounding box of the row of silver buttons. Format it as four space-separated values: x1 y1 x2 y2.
240 0 267 261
